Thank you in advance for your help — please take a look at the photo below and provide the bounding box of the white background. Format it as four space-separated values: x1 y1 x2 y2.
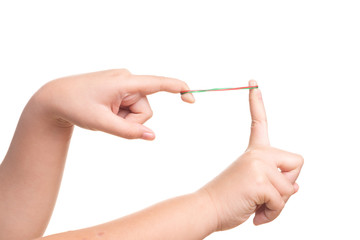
1 0 359 239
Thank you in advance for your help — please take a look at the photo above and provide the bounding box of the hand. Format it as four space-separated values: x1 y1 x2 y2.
200 80 304 231
31 69 195 140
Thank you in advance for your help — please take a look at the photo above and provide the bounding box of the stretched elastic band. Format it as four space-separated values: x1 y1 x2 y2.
180 85 258 95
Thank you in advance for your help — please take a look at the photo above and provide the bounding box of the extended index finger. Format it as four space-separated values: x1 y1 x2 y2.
248 80 270 147
129 74 195 103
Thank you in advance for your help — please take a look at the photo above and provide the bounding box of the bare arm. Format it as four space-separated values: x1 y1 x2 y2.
39 191 217 240
37 80 303 240
0 95 73 240
1 71 303 239
0 69 195 240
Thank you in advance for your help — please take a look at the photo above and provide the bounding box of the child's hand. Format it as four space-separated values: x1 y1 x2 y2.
32 69 194 140
200 80 304 231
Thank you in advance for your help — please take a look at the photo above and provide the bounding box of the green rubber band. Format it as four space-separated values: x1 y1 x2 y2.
181 86 258 95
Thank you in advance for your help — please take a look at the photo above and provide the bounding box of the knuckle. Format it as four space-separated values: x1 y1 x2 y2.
169 78 187 91
147 109 154 118
251 119 267 129
284 184 295 196
250 158 263 169
254 174 267 187
294 154 304 167
141 111 153 123
244 148 261 158
245 153 262 167
110 68 131 78
278 200 286 209
119 68 131 75
179 79 187 87
179 80 187 90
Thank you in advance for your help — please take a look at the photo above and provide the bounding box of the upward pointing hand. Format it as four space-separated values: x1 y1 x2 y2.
200 80 304 231
247 80 304 224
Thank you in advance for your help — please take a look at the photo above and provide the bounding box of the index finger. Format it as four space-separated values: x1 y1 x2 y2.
248 80 270 147
129 74 195 103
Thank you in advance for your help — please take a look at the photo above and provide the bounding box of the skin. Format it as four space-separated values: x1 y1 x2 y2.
0 69 303 240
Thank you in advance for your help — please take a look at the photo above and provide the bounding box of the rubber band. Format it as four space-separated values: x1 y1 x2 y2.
180 85 258 95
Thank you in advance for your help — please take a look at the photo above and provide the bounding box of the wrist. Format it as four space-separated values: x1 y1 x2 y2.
20 94 74 141
29 82 74 129
194 188 219 234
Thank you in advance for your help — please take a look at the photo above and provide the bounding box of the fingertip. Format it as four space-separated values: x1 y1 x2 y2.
141 125 156 140
181 92 195 103
253 218 260 226
181 81 195 103
249 79 258 87
249 79 261 99
142 132 156 140
253 213 266 226
293 183 299 193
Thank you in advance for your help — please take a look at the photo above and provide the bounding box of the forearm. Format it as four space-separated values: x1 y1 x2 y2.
0 94 73 240
40 190 217 240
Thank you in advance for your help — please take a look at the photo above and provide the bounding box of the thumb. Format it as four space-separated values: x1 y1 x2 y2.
248 80 270 148
97 110 155 140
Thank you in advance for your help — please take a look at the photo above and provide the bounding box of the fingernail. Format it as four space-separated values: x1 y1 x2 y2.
249 80 258 87
142 126 155 140
142 132 155 140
